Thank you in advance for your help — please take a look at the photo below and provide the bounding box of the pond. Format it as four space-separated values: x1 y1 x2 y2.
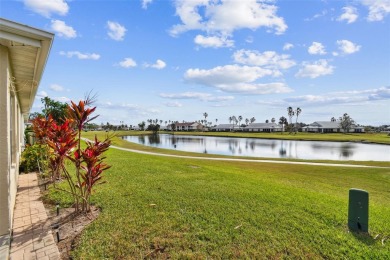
122 134 390 162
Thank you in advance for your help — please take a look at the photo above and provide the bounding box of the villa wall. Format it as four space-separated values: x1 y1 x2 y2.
0 45 22 237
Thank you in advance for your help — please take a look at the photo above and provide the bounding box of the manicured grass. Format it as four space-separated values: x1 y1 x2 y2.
48 134 390 258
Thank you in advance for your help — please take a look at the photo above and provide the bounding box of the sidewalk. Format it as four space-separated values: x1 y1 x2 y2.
10 173 60 260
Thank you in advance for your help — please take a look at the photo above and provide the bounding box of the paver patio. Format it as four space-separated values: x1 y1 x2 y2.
10 173 60 260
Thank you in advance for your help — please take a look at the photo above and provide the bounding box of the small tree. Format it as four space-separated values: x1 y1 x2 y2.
339 113 355 133
32 96 111 213
138 121 146 131
279 116 287 134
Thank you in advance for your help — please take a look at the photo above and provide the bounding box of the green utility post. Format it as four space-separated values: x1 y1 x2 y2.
348 189 369 232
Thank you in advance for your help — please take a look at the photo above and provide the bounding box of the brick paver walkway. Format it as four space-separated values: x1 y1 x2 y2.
10 173 60 260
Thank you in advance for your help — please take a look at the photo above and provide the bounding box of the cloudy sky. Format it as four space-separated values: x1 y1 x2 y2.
2 0 389 126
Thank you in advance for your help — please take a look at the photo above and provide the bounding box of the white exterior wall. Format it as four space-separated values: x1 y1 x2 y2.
0 45 24 238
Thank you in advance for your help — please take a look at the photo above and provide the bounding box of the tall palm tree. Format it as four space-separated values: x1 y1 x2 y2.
295 107 301 134
245 118 249 126
331 117 336 122
271 117 275 123
287 107 295 134
250 117 256 124
238 115 243 128
203 112 208 125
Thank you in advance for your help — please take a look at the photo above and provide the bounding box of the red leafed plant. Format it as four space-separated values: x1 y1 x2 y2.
32 94 111 213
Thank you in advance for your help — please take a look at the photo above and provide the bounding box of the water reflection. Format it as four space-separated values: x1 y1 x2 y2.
123 134 390 161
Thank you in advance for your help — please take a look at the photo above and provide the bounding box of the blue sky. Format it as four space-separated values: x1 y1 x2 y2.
1 0 389 126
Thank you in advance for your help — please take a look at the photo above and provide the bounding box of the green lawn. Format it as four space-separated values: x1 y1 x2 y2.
48 131 390 258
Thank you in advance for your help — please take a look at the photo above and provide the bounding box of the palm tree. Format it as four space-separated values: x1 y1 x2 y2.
245 118 249 126
331 117 336 122
229 116 233 125
250 117 256 124
215 118 218 124
265 119 269 123
287 107 295 134
295 107 301 134
238 116 243 128
279 116 287 133
271 118 276 123
203 112 208 125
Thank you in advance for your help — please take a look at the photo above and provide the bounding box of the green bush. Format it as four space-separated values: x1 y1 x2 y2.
20 144 48 173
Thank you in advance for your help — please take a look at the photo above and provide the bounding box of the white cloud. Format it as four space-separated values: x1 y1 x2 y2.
245 36 254 43
50 20 76 39
233 49 296 73
304 10 328 21
336 40 361 55
283 43 294 51
119 58 137 68
53 96 70 103
36 90 48 98
24 0 69 18
194 34 234 48
362 0 390 21
184 65 292 94
337 6 358 24
107 21 126 41
284 86 390 105
160 92 234 102
295 59 334 78
98 101 161 118
49 84 64 92
144 59 166 69
185 65 274 85
170 0 287 37
142 0 153 9
308 42 326 55
164 101 183 107
59 51 100 60
258 86 390 109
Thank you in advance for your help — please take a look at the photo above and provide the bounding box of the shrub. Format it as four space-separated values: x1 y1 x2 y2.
20 144 48 173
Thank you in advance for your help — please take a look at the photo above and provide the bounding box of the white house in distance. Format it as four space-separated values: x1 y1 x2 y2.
302 121 364 133
213 124 241 132
175 122 203 131
0 18 54 257
244 123 283 132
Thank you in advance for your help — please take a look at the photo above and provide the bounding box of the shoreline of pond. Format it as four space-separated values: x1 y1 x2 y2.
113 131 390 146
121 134 390 162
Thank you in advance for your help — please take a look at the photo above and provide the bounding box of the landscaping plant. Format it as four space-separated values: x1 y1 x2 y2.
31 97 111 213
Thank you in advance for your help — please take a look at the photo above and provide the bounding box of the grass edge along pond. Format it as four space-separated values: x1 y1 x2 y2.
47 131 390 258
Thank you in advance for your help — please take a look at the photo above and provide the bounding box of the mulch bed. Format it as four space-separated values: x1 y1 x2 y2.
38 177 99 259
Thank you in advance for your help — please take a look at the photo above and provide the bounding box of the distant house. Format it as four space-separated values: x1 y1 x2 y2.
244 123 282 132
302 121 364 133
175 122 202 131
0 18 54 256
213 124 240 132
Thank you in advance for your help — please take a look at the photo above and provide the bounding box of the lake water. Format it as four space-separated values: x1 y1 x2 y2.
122 134 390 161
